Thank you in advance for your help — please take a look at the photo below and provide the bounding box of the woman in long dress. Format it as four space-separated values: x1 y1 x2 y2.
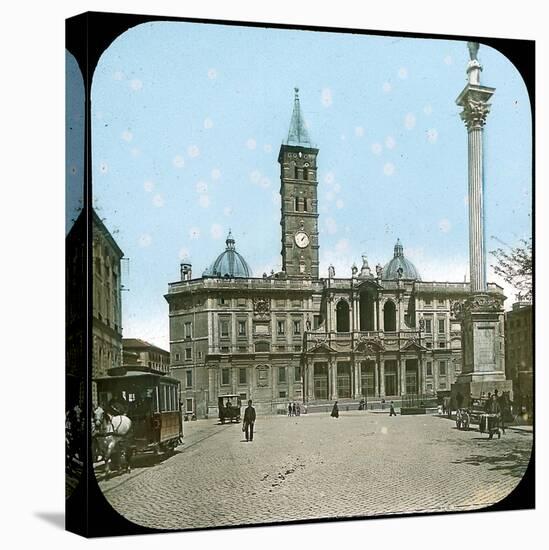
330 401 339 418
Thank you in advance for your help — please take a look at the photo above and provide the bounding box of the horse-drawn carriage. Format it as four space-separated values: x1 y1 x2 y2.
93 366 183 478
456 396 511 438
218 394 241 424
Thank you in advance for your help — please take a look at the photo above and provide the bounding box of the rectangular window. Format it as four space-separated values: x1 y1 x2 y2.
238 320 246 336
438 341 446 348
185 348 192 360
439 361 447 376
438 299 446 307
293 320 301 335
276 299 285 307
294 365 301 382
220 320 229 337
438 319 445 334
237 297 246 307
174 353 180 361
426 341 432 349
426 361 433 376
186 398 193 414
221 346 230 353
279 390 287 398
186 369 193 388
439 380 447 389
278 367 287 384
239 367 247 385
295 344 302 352
292 299 301 307
425 319 432 333
221 368 230 385
425 298 432 307
184 322 192 339
277 320 285 335
313 315 320 329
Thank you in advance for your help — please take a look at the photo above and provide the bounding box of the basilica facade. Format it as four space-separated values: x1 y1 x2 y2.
165 90 505 418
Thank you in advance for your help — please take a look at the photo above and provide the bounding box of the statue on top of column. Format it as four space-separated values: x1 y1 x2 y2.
467 41 479 61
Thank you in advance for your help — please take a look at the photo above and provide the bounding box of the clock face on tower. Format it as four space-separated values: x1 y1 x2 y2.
294 231 310 248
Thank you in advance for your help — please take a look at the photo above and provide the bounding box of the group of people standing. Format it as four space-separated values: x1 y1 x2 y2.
288 402 302 416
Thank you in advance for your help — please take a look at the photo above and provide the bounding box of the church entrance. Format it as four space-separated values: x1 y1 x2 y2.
405 359 419 394
337 362 351 398
313 363 328 400
385 360 398 396
361 361 375 397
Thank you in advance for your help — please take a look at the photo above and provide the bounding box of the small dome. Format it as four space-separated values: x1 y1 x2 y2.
381 239 421 281
203 232 252 278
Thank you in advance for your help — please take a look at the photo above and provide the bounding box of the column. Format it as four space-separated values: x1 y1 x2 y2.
379 359 385 397
456 44 494 294
378 299 384 331
353 359 361 398
374 302 378 332
307 361 314 401
400 357 407 396
208 368 216 403
373 360 379 397
330 358 338 400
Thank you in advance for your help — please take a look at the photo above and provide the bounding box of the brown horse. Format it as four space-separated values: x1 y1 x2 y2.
92 406 133 480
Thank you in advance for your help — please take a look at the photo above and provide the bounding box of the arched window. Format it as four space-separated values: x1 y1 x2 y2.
384 301 397 332
336 300 350 332
303 168 308 181
294 166 299 179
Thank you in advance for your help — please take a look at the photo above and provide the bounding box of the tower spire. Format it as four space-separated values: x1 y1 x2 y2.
286 87 312 146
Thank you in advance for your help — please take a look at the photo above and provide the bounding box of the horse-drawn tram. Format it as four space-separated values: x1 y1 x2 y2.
95 366 183 455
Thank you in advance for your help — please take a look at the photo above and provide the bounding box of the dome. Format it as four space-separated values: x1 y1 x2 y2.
381 239 421 281
203 232 252 278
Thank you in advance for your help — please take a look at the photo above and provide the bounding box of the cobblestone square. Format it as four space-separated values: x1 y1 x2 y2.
99 411 532 530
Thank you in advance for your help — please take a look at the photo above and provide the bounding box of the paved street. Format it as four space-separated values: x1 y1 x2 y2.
98 411 532 530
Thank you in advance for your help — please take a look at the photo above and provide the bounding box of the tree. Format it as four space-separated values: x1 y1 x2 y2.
490 237 532 301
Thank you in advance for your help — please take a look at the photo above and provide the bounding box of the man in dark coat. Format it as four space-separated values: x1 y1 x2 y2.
330 401 339 418
243 400 256 442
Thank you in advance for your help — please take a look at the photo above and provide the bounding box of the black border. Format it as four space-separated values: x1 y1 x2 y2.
65 10 535 538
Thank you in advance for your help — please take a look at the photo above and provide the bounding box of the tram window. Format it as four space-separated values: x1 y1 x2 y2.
152 387 159 412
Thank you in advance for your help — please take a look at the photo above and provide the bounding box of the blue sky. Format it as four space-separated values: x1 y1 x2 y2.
82 21 531 349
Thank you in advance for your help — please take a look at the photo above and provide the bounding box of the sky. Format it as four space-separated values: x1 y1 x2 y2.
72 21 532 349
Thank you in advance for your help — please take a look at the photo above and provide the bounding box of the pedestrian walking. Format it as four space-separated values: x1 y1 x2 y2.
389 401 397 416
243 400 256 442
330 401 339 418
292 402 296 416
288 402 292 417
296 403 301 416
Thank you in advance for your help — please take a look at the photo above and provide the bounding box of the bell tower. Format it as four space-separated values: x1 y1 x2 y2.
278 88 319 279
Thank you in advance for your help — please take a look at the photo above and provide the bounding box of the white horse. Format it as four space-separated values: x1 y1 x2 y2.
92 406 133 479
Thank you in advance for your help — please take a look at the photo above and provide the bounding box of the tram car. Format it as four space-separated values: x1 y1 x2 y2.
95 366 183 454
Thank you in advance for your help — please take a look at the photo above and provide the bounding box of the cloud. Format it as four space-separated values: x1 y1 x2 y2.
199 194 210 208
121 130 133 142
398 67 408 79
189 227 201 239
172 155 185 168
438 218 452 233
371 143 382 155
325 217 338 235
187 145 200 158
211 168 221 180
260 176 271 189
129 79 143 91
324 171 335 185
250 170 261 184
335 238 350 253
336 199 344 209
196 181 208 194
263 144 272 153
210 223 223 239
152 194 164 207
383 162 395 176
382 82 392 93
444 55 453 66
355 126 364 137
427 128 439 143
246 138 257 150
138 233 152 247
204 117 214 129
385 136 396 149
321 88 333 107
423 104 433 115
207 68 217 80
404 113 416 130
223 206 233 216
113 71 125 81
178 247 190 260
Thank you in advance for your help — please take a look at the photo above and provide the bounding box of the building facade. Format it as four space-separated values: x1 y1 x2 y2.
505 302 533 412
166 91 505 417
122 338 170 375
92 209 124 405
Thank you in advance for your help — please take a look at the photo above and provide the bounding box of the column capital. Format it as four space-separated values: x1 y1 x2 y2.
456 85 495 131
